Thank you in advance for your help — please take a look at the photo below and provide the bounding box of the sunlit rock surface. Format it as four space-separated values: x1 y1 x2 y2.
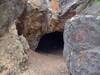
0 0 28 75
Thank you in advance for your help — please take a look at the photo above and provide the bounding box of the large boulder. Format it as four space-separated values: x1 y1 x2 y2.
64 15 100 75
0 0 26 36
0 0 28 75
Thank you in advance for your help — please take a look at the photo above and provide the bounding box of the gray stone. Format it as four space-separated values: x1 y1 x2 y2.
0 0 25 36
0 0 28 75
80 2 100 16
59 0 94 16
64 15 100 75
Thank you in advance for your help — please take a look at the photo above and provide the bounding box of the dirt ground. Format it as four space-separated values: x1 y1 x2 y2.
22 49 68 75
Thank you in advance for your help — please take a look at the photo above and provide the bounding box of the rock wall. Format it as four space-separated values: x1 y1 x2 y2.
20 0 94 50
0 0 29 75
19 0 64 50
0 0 25 36
20 0 77 50
0 0 96 75
64 15 100 75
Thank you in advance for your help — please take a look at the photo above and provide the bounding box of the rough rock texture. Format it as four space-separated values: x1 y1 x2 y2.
0 0 26 36
59 0 95 16
0 0 97 75
21 0 65 50
21 0 94 50
81 2 100 16
64 15 100 75
0 0 28 75
0 32 28 75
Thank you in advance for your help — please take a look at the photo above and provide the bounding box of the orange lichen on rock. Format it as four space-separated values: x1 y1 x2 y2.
51 0 59 14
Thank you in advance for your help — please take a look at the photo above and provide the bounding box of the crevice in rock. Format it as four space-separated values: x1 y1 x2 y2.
15 6 27 36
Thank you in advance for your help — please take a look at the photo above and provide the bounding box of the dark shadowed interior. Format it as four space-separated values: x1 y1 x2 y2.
35 32 64 54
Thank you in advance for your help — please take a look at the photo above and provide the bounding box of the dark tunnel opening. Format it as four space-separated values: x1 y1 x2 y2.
35 32 64 54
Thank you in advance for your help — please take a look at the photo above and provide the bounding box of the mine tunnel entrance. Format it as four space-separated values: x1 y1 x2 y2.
35 31 64 54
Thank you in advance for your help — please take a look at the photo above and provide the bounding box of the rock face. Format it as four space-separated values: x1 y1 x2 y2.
81 2 100 16
0 32 28 75
0 0 26 36
21 0 64 50
64 15 100 75
21 0 91 50
0 0 28 75
0 0 96 74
